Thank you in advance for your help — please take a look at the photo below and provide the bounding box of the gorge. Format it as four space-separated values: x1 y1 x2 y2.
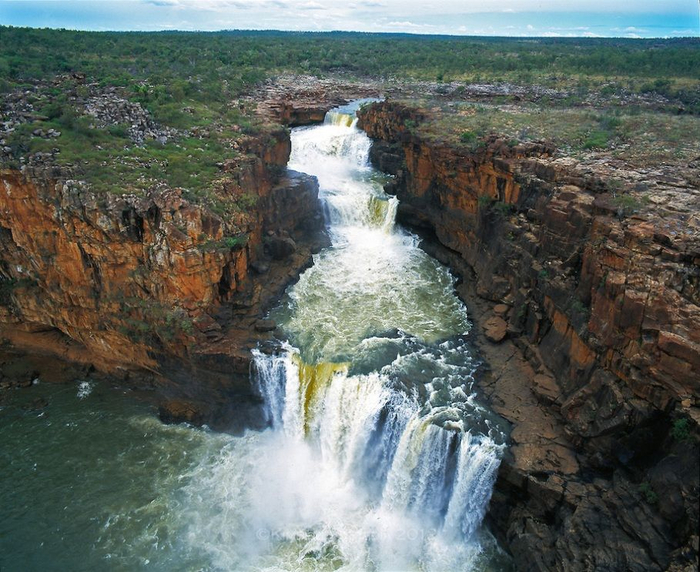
1 102 512 571
1 85 698 571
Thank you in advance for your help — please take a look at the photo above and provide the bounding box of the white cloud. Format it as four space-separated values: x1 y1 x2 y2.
385 20 437 31
142 0 291 10
298 1 326 9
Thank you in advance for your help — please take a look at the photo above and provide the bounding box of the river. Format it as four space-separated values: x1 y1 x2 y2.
0 101 510 571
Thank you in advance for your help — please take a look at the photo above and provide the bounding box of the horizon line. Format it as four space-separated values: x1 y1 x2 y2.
3 23 699 40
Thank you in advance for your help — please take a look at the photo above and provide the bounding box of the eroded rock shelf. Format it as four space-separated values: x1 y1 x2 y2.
0 128 327 430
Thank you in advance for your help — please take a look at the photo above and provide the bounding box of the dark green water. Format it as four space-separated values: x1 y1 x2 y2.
0 381 231 571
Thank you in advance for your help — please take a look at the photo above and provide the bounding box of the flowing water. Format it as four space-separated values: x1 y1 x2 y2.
0 102 510 571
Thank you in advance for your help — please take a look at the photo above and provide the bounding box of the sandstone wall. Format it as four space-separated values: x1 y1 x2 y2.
0 129 326 429
359 101 699 571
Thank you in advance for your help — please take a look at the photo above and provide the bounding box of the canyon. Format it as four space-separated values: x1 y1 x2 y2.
1 82 698 570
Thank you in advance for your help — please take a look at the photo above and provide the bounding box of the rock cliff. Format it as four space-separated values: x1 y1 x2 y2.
359 101 699 571
0 128 327 430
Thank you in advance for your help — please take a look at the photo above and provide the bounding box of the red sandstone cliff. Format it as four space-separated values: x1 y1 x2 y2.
359 101 699 572
0 128 326 429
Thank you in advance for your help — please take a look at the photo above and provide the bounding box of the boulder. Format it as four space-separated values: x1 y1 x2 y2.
158 399 206 426
484 316 508 343
265 235 297 260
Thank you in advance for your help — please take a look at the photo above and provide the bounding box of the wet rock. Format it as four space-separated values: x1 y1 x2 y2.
265 236 297 260
254 319 276 333
23 397 48 411
158 399 206 425
250 261 270 274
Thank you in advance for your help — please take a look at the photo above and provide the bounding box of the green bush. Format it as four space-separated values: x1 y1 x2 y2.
460 129 487 151
492 201 513 217
639 482 658 504
671 418 691 442
611 194 643 216
223 234 248 250
477 195 494 209
583 130 611 149
460 131 478 145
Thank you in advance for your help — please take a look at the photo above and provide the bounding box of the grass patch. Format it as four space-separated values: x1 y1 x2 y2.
413 100 700 167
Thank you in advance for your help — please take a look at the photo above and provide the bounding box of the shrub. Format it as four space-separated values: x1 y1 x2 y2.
612 194 643 217
492 201 513 217
477 195 494 209
223 234 248 250
460 131 478 145
583 129 610 149
107 124 129 138
671 418 691 442
460 130 487 151
639 482 658 505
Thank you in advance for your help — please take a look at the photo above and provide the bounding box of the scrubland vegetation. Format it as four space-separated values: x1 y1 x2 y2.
1 26 698 198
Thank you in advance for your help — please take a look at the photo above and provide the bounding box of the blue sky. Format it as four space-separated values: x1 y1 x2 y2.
1 0 698 37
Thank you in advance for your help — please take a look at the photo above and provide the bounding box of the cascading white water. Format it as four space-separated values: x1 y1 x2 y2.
245 101 510 570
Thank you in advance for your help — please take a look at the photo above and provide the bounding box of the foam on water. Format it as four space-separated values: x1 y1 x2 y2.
77 380 94 399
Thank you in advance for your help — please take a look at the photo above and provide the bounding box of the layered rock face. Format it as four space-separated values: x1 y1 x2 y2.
359 101 699 571
0 129 326 429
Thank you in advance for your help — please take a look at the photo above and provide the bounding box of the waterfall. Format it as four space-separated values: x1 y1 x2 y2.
0 99 509 572
325 110 358 128
245 100 509 571
252 347 505 570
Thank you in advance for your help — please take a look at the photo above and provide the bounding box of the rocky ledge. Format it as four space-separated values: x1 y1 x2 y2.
359 101 699 571
253 75 381 126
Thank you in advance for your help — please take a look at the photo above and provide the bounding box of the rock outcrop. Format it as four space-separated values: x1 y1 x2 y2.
0 128 327 430
359 101 699 571
253 75 380 126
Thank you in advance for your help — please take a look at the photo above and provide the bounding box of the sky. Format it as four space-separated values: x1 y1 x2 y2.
0 0 698 37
